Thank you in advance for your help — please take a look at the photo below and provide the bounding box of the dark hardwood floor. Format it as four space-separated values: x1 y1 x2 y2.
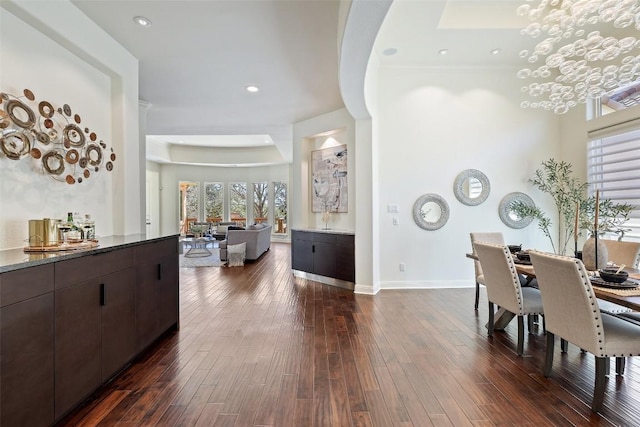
57 242 640 426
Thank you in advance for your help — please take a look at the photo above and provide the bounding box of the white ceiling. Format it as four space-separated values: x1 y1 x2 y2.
70 0 538 164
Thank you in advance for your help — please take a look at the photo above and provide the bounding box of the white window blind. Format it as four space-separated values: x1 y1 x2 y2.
587 127 640 241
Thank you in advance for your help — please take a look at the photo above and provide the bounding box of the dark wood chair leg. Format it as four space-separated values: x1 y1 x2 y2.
475 282 480 310
488 302 494 336
517 316 524 356
593 356 607 413
616 357 626 376
561 339 568 353
527 315 534 333
544 332 555 377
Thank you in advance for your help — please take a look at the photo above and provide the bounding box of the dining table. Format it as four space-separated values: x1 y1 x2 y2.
466 252 640 330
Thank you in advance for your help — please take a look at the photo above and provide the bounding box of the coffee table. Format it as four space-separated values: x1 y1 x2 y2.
184 237 214 258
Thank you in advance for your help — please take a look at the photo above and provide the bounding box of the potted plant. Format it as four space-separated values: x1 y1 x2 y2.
510 158 632 258
510 159 586 255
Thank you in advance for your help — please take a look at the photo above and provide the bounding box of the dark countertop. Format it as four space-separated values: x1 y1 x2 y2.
291 228 355 235
0 234 179 273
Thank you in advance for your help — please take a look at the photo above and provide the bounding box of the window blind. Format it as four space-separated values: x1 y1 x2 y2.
587 127 640 241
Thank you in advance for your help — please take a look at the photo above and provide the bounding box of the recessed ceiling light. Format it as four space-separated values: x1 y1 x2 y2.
133 16 152 27
491 48 502 55
438 49 448 55
246 85 259 93
382 48 398 56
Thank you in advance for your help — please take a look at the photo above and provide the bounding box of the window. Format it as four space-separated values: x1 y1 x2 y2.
253 182 268 224
273 182 287 234
229 182 247 227
179 181 199 234
204 182 224 223
588 128 640 241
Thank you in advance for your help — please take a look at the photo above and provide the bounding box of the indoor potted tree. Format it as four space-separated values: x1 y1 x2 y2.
510 159 632 263
510 159 586 255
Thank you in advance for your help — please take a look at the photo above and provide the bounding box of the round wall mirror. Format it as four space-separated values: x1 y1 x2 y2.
453 169 490 206
499 192 535 229
412 193 450 230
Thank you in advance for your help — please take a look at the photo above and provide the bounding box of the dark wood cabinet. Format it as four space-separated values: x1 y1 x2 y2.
0 264 55 427
0 235 179 425
135 239 179 352
291 230 355 285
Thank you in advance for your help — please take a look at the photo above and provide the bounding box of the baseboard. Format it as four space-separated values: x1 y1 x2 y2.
379 279 473 290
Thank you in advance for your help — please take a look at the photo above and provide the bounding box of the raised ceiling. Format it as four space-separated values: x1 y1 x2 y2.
70 0 546 165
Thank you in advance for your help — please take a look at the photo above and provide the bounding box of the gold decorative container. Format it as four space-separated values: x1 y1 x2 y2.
28 219 45 247
43 218 62 246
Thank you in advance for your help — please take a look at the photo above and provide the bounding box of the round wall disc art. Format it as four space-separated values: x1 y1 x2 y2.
0 88 117 184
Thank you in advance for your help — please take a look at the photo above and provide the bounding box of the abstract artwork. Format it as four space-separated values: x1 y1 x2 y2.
0 88 116 185
311 144 347 213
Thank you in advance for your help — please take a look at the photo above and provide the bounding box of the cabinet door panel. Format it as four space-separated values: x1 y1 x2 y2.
292 238 313 273
1 264 54 307
335 244 355 282
157 254 179 333
136 260 160 352
55 281 102 419
102 268 136 381
1 294 54 427
55 248 134 289
313 241 336 278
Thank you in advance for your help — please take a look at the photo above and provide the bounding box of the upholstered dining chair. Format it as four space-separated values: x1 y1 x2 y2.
473 242 544 356
529 251 640 413
470 232 505 310
602 239 640 268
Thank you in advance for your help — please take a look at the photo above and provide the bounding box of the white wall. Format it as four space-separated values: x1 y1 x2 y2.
373 66 562 289
0 1 140 250
157 163 290 236
291 108 356 232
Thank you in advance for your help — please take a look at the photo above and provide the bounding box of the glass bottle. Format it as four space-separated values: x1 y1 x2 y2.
83 214 96 240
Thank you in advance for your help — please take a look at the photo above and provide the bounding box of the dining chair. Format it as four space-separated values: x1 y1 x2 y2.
473 242 544 356
602 239 640 268
529 251 640 413
470 232 505 310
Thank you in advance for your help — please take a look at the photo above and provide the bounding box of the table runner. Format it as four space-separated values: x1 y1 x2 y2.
594 285 640 297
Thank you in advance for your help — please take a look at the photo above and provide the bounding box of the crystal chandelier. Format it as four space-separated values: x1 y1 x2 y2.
517 0 640 114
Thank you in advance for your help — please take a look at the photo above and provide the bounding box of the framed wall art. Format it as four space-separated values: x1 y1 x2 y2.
311 144 347 213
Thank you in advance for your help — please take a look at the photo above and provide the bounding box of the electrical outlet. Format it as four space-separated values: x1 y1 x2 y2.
393 217 399 225
387 204 399 213
399 263 405 271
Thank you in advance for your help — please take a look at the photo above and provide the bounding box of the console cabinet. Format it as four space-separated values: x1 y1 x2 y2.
291 230 355 285
0 235 179 425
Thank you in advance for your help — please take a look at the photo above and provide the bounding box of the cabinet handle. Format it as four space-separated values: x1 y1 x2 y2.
158 263 162 280
100 283 105 306
312 244 315 253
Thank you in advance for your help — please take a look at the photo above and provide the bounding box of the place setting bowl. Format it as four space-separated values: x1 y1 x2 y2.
591 267 637 289
599 268 629 283
513 250 531 265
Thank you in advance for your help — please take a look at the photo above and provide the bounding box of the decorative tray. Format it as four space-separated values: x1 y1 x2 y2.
24 240 99 253
590 277 639 289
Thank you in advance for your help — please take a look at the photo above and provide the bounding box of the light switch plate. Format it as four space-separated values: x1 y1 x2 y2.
388 204 399 213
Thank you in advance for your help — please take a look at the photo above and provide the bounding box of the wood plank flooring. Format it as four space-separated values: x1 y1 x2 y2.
57 242 640 426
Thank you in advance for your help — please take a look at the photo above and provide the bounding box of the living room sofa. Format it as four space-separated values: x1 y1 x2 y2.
219 223 272 261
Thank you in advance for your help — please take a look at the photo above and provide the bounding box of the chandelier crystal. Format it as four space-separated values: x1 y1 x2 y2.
517 0 640 114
